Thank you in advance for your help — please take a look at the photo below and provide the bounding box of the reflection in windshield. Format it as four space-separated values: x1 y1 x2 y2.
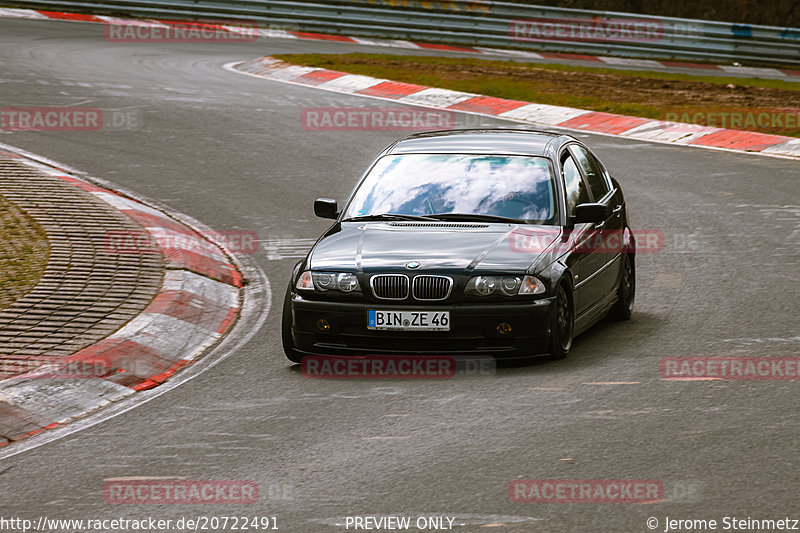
344 154 555 223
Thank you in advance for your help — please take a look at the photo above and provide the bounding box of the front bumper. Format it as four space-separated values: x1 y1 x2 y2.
289 294 555 358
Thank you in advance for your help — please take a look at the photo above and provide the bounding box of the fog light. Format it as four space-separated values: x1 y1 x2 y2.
496 322 513 336
314 318 331 332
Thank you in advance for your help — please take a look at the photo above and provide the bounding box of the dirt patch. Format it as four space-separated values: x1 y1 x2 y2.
0 194 49 311
434 62 800 108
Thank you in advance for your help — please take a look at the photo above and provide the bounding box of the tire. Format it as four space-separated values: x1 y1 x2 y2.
281 284 304 363
610 253 635 321
548 281 574 359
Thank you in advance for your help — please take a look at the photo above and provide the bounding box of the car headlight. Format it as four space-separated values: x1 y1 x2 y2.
465 275 545 296
296 271 361 293
313 272 336 290
474 275 497 295
336 272 359 292
500 276 521 295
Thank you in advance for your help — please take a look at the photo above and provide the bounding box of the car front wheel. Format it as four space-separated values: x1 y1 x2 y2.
548 281 574 359
610 253 635 320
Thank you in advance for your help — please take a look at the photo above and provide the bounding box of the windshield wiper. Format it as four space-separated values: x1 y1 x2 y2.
428 213 525 224
341 213 439 222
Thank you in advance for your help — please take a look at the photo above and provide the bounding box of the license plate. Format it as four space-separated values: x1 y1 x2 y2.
368 310 450 331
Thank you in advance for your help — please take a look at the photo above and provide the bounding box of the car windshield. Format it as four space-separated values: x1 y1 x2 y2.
343 154 556 224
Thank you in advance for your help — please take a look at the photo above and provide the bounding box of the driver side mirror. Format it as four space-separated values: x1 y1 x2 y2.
574 203 606 224
314 198 339 219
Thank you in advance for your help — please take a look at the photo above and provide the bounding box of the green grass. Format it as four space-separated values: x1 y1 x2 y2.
277 52 800 91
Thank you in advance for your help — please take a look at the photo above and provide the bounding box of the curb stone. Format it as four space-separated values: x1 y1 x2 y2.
0 147 243 445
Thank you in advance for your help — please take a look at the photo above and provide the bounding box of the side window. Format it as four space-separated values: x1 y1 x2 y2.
561 154 590 218
571 145 610 201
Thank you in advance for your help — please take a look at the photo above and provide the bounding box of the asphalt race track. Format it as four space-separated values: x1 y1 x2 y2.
1 18 798 533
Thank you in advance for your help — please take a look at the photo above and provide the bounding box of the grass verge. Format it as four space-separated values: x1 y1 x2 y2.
275 53 800 137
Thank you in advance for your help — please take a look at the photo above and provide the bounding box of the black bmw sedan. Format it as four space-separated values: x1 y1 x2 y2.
282 129 635 362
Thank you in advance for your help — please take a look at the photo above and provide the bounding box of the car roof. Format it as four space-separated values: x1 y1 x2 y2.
386 129 574 157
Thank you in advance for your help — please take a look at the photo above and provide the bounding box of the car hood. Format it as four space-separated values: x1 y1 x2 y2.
308 222 563 274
